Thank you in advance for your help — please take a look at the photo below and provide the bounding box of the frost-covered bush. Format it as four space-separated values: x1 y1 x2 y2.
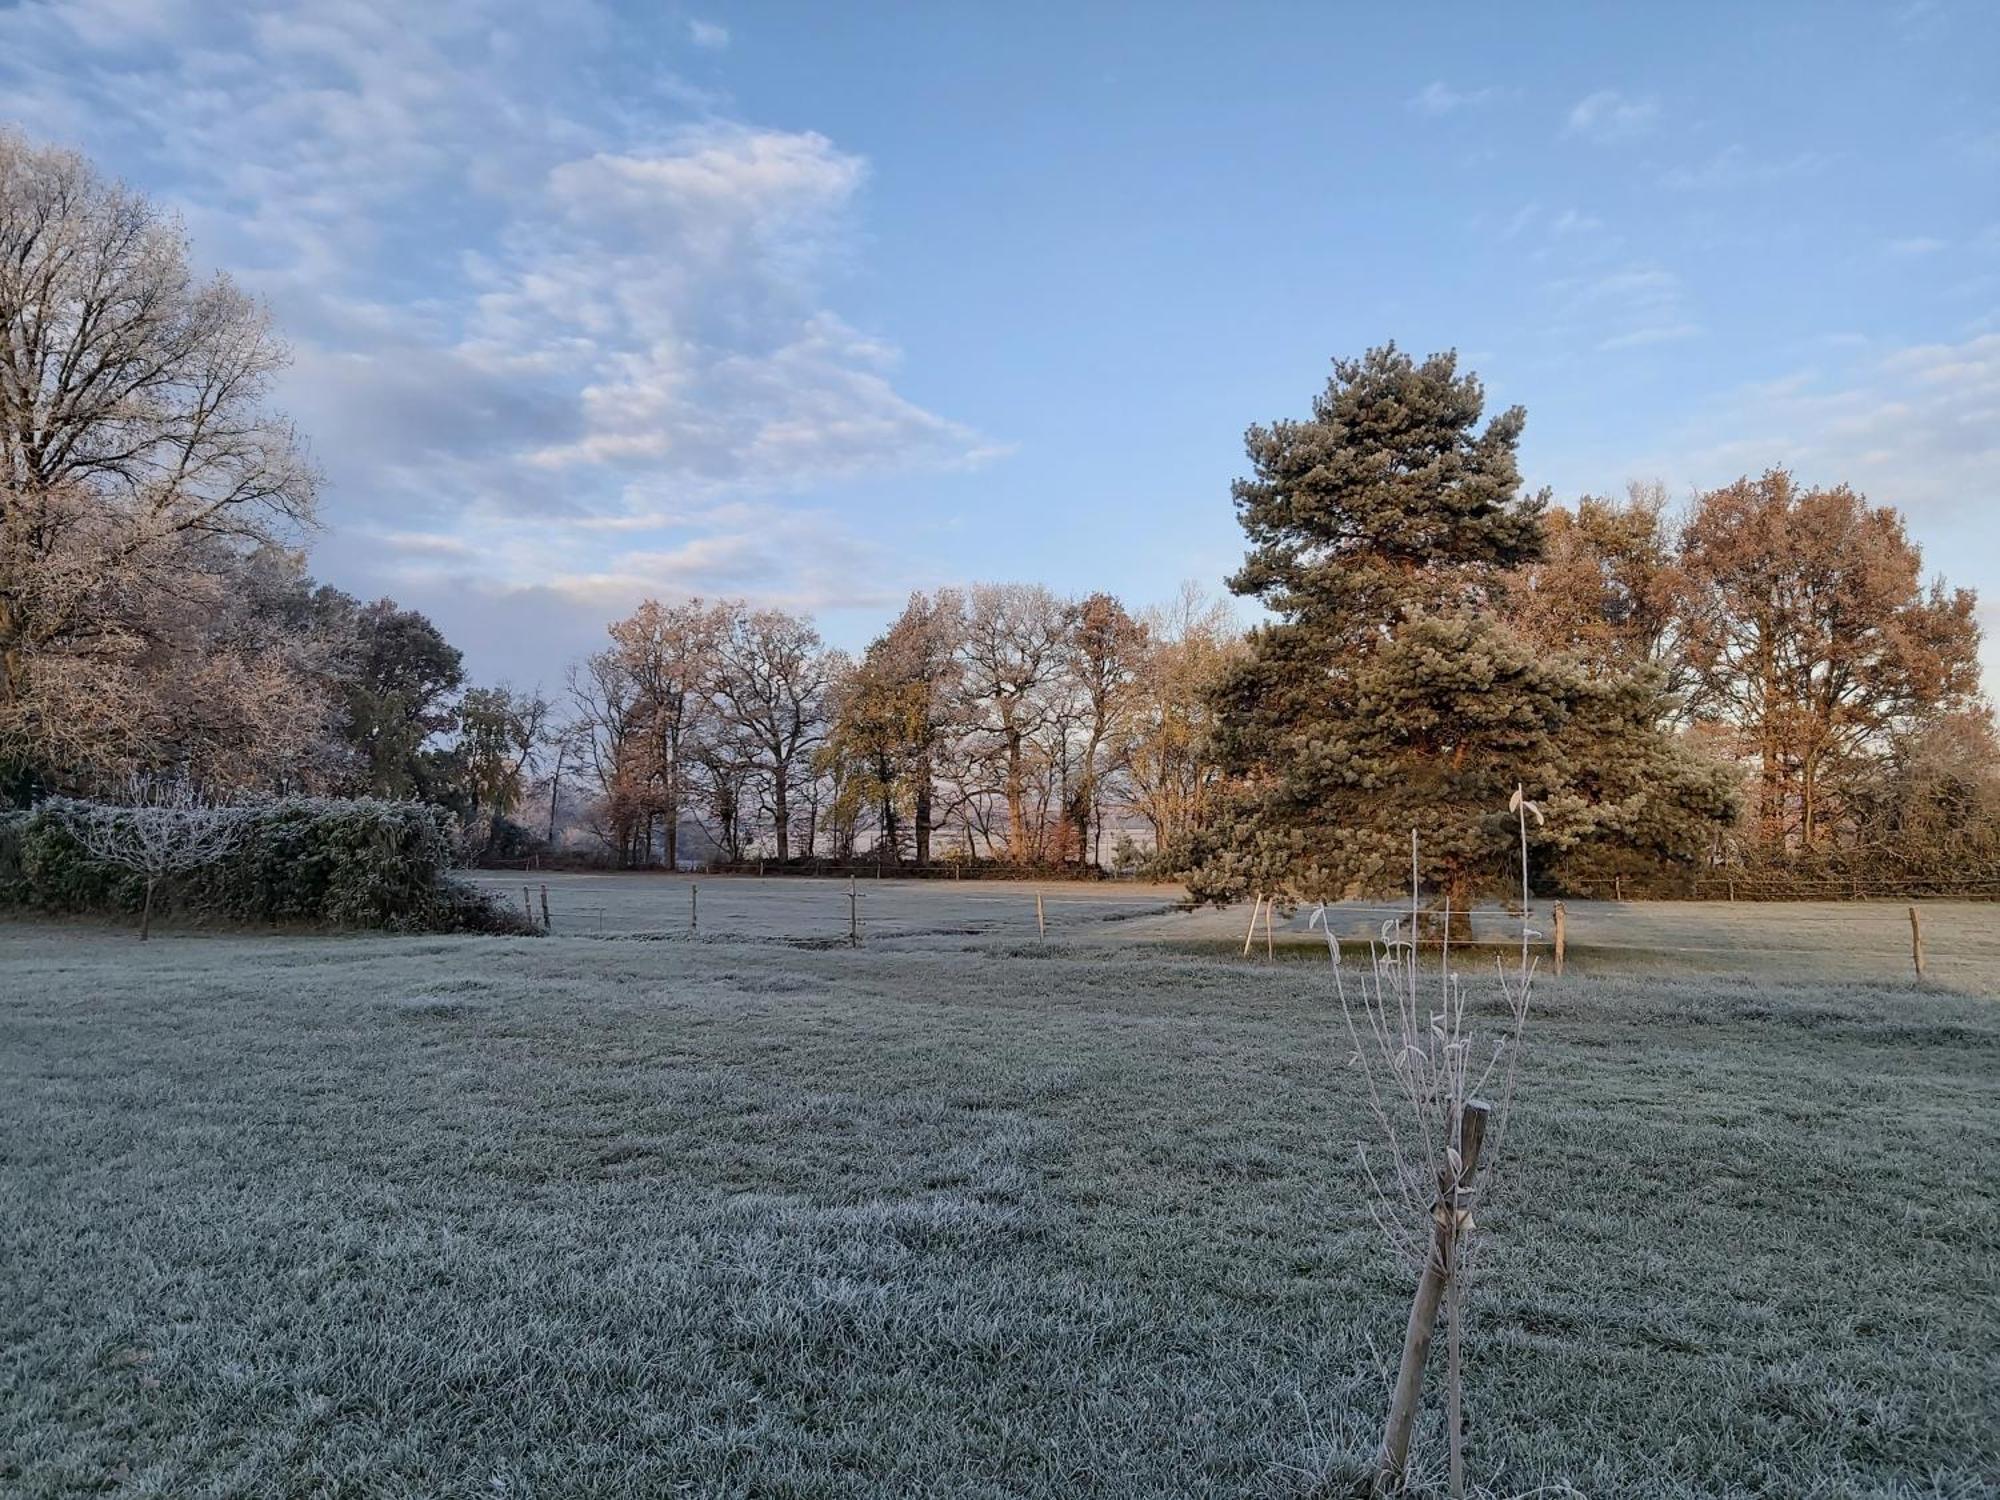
0 797 535 934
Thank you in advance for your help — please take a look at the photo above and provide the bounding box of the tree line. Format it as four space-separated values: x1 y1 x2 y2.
1189 346 1989 906
563 583 1237 870
4 133 1994 894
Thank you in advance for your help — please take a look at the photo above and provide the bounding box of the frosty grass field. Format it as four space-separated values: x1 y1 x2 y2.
4 876 1996 1497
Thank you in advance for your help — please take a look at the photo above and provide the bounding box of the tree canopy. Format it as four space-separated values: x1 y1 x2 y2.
1191 346 1737 913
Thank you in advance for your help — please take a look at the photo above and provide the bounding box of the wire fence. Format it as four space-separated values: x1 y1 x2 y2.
474 855 2000 903
465 873 1994 980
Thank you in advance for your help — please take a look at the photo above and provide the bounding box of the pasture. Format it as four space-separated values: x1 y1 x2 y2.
471 870 2000 987
3 882 1996 1497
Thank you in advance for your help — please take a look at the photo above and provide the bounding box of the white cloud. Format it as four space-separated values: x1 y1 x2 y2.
0 0 994 629
1407 81 1503 117
1888 236 1950 256
1611 333 2000 697
1501 202 1539 240
1598 322 1701 351
1661 144 1833 191
1654 333 2000 526
546 130 865 249
688 18 729 50
1537 262 1704 354
1563 89 1659 144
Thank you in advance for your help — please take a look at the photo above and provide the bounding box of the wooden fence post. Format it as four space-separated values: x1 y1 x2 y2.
522 885 534 925
1909 905 1924 980
848 875 859 947
1552 901 1566 978
1614 874 1624 903
690 884 698 937
1242 894 1263 958
539 884 551 932
1035 890 1046 943
1264 897 1276 961
1380 1099 1490 1489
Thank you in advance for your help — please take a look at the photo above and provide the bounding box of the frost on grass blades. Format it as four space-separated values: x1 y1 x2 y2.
1313 790 1539 1497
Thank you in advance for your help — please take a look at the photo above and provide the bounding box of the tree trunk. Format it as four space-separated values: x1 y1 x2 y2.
914 768 932 866
1004 730 1029 860
878 760 901 864
1380 1102 1489 1488
772 768 789 861
1801 752 1818 850
1426 873 1474 945
664 780 679 871
545 745 564 844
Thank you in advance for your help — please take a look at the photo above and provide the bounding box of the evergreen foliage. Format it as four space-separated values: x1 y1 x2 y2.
1192 346 1737 910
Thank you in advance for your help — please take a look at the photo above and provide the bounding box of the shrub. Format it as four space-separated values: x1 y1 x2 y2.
0 797 537 935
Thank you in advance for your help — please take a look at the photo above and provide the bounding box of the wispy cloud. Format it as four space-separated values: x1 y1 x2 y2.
1661 144 1834 191
1598 322 1700 351
1644 332 2000 695
1658 333 2000 518
688 18 730 50
1407 81 1504 117
1888 236 1950 256
1547 263 1701 352
1563 89 1659 144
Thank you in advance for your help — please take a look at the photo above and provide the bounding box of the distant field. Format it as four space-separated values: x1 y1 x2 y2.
3 907 1995 1497
464 869 1187 944
466 870 2000 989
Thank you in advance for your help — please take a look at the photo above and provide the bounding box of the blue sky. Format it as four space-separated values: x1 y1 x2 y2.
5 0 1997 693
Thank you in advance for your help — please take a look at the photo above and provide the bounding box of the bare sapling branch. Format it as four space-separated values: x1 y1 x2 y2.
1315 798 1538 1496
53 777 252 939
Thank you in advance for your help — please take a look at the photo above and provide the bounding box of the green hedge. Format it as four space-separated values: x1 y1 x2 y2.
0 798 537 934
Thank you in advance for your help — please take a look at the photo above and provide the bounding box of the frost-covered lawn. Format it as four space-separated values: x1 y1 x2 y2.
465 871 2000 989
3 921 1995 1497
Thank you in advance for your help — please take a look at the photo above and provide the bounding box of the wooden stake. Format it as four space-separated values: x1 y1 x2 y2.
1035 890 1046 942
848 875 859 947
1614 874 1624 903
1380 1099 1491 1489
539 883 551 931
1909 904 1924 980
522 885 533 925
1263 896 1275 961
1552 901 1566 978
1242 894 1263 957
690 883 698 936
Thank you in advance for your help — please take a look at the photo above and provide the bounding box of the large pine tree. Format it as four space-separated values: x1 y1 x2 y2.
1191 345 1735 915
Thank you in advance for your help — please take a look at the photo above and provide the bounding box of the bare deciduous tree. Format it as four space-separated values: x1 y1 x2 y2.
1 131 319 794
1062 592 1145 866
55 779 251 939
959 583 1069 861
709 606 835 861
1680 470 1982 852
1122 583 1240 861
606 599 726 867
